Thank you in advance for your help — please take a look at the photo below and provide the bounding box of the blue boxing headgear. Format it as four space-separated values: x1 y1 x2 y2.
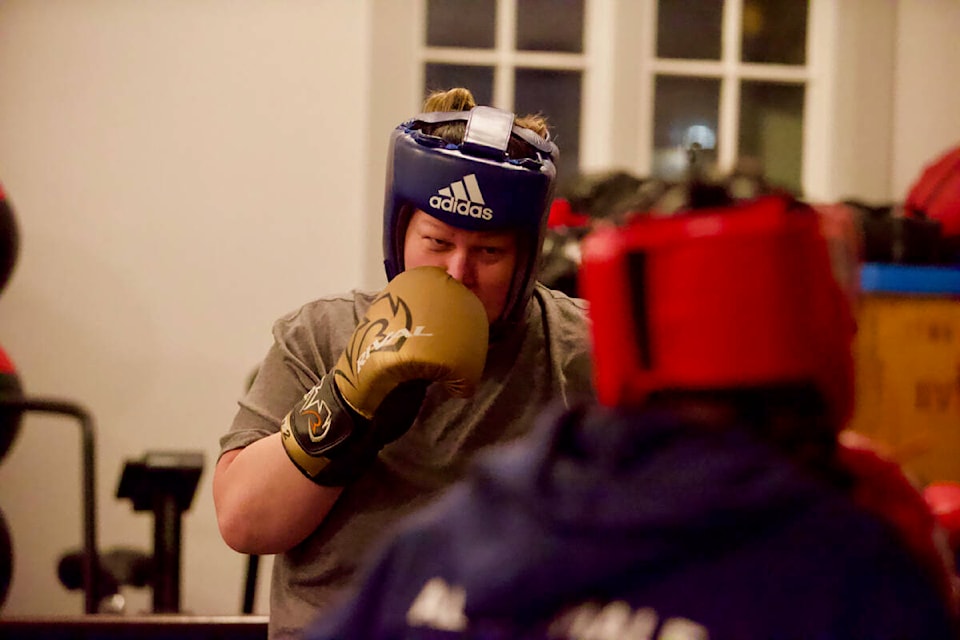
382 106 558 328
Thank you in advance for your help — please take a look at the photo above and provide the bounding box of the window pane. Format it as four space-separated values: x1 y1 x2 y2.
424 64 494 107
514 69 582 190
657 0 722 60
739 81 804 194
652 75 720 181
516 0 584 53
741 0 808 65
426 0 496 49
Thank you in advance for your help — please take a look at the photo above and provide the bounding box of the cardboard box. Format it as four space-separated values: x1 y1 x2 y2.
849 264 960 483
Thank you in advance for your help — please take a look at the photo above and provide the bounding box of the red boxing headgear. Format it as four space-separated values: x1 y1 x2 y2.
579 195 856 428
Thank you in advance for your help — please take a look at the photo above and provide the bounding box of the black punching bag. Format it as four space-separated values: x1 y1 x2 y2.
0 346 23 463
0 178 23 475
0 346 21 610
0 181 21 610
0 182 19 296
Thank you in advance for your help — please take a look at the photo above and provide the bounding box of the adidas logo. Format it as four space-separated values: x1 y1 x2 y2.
428 174 494 221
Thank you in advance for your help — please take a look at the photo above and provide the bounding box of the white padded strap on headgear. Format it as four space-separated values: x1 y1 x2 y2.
462 106 515 158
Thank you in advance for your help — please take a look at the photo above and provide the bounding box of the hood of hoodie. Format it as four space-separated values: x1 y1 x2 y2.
433 401 836 619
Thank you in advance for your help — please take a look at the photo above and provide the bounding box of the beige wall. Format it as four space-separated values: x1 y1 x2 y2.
891 0 960 200
829 0 897 203
0 0 377 616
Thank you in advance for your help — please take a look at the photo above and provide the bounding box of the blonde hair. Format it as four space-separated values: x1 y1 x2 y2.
420 87 550 159
423 87 477 113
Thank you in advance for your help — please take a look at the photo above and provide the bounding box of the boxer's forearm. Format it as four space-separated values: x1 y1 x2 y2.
213 433 342 555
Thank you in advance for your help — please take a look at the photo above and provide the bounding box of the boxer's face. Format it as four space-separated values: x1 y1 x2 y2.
403 209 517 323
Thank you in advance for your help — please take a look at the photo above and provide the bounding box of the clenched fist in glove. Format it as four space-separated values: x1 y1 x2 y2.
281 266 489 486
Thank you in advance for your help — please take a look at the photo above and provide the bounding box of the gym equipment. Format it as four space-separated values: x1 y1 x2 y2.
848 200 945 265
0 508 11 611
0 181 19 296
116 450 204 613
0 347 23 467
58 546 152 613
54 451 205 614
0 358 100 613
906 145 960 241
1 182 201 617
0 615 267 639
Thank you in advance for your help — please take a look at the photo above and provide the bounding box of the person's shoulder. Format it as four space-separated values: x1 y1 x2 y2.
795 490 956 622
271 289 379 340
532 283 591 350
534 282 589 317
277 289 376 322
531 284 594 390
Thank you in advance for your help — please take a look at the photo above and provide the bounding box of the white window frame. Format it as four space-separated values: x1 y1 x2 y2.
414 0 615 171
633 0 836 199
413 0 840 200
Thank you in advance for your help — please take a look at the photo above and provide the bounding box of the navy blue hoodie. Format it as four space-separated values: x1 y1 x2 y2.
306 403 958 640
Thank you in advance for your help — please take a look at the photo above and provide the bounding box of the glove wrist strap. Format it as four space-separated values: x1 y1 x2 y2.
280 377 376 485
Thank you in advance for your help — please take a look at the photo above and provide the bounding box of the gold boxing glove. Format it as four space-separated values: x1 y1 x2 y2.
280 266 489 485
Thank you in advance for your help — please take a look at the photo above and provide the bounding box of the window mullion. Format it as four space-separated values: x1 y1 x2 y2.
581 0 615 171
495 0 517 109
803 0 837 200
718 0 743 174
649 60 724 77
423 49 585 70
636 0 658 176
414 0 427 113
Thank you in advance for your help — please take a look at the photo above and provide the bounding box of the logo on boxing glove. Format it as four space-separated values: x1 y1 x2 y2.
338 292 435 387
298 381 334 442
356 325 434 374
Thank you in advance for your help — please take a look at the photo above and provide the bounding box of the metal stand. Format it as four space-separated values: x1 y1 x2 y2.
242 554 259 614
116 451 203 614
0 397 101 614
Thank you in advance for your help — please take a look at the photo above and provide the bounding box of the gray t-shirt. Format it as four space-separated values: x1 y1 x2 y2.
219 283 594 639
